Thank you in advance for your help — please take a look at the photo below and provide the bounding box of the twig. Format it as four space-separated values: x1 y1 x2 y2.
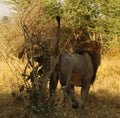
22 62 29 89
1 52 20 80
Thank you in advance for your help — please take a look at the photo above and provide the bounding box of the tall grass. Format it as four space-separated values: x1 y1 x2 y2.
0 55 120 118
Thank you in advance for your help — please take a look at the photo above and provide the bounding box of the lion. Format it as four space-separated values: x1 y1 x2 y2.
49 40 101 109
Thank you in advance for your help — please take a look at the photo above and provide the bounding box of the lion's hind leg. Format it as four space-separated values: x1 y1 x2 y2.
49 71 59 98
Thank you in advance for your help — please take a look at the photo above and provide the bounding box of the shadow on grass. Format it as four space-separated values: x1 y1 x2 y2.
0 92 34 118
60 89 120 118
0 89 119 118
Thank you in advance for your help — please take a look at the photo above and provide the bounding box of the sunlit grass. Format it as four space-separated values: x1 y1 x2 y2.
0 59 29 118
94 56 120 93
0 55 120 118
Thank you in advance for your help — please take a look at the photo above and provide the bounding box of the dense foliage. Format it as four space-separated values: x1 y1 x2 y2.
4 0 120 51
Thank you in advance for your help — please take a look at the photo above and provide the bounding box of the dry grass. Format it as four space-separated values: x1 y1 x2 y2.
0 55 120 118
0 58 35 118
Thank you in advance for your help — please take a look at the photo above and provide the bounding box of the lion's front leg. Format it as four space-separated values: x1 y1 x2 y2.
80 82 90 109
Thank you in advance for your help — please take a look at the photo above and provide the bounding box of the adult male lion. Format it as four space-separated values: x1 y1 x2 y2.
49 40 101 109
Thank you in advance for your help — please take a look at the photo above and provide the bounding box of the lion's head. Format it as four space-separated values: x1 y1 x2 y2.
74 40 101 84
